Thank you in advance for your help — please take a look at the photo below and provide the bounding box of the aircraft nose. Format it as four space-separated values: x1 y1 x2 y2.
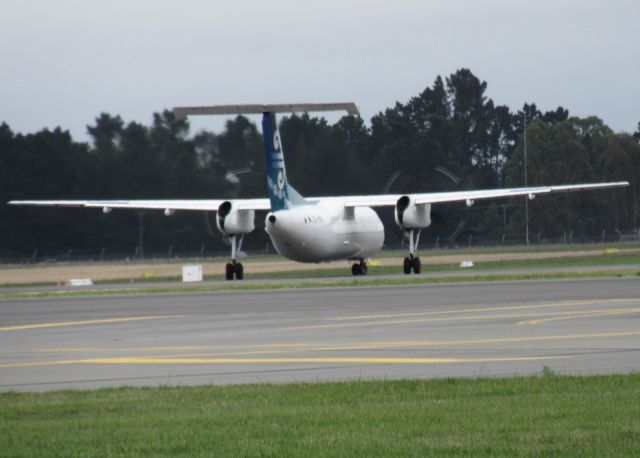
265 210 302 239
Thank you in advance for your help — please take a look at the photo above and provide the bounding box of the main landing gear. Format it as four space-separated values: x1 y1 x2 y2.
351 259 368 276
403 229 422 274
225 234 244 280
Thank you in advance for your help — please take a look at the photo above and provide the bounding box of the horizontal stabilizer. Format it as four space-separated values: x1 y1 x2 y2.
173 103 359 120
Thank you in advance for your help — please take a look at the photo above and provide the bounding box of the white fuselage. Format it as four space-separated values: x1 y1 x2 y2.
265 202 384 262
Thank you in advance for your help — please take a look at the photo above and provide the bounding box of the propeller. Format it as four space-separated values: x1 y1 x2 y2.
382 165 468 244
430 165 467 242
205 166 256 242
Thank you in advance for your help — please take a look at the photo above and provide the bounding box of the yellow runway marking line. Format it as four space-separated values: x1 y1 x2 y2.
281 308 640 330
22 331 640 356
36 343 316 354
520 308 640 325
98 330 640 358
0 355 566 369
330 299 639 321
268 331 640 353
37 345 214 353
0 315 183 332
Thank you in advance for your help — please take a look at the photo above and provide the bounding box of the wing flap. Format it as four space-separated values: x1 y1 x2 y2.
9 182 628 211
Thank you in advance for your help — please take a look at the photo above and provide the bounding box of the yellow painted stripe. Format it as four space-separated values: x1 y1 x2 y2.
36 343 314 354
0 355 565 369
374 330 640 346
271 331 640 353
520 308 640 325
38 345 214 353
0 315 182 332
282 308 640 330
95 330 640 358
29 330 640 356
330 300 608 321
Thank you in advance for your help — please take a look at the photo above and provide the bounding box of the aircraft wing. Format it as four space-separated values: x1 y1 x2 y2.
8 182 629 211
324 181 629 207
7 198 272 212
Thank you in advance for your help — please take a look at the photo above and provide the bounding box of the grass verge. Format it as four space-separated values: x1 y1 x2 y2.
3 268 639 299
2 252 639 288
222 253 640 280
1 373 639 457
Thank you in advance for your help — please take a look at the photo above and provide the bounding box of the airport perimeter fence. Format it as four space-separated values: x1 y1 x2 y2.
2 230 640 265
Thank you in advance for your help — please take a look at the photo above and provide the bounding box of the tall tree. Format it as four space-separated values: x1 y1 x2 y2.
502 116 636 240
2 68 639 258
205 115 264 198
279 114 370 196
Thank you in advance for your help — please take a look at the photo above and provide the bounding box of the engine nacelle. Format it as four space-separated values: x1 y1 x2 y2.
394 196 431 230
216 201 255 236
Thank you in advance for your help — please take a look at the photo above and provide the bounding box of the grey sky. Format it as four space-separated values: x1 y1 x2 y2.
1 0 638 141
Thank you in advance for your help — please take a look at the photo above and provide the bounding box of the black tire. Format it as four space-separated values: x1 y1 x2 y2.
351 263 360 276
403 257 412 274
359 262 368 276
413 256 422 274
235 262 244 280
225 263 234 281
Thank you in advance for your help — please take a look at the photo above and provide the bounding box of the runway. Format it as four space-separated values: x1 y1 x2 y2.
1 278 639 391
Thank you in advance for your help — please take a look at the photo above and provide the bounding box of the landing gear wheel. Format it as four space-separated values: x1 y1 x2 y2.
351 263 360 276
235 262 244 280
359 261 368 276
403 257 412 275
403 229 423 275
225 262 244 280
225 263 234 281
225 235 247 280
412 256 421 274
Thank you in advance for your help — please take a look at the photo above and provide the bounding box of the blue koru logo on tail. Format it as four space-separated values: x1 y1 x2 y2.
277 169 285 190
273 131 282 151
267 170 289 210
262 112 293 211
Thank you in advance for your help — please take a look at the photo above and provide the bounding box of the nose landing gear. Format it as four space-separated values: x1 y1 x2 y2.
225 260 244 280
351 259 368 276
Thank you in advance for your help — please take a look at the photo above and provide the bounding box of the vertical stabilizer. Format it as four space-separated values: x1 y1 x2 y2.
261 112 306 211
172 103 360 212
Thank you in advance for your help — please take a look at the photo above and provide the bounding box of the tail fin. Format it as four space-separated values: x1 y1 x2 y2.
261 112 307 211
172 103 360 212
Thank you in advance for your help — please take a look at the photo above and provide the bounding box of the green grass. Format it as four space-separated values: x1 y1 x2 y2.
3 251 638 289
4 268 640 299
230 253 640 280
2 250 638 297
375 242 640 257
1 374 639 457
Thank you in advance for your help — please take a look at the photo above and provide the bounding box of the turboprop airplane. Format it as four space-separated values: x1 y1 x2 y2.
9 103 629 280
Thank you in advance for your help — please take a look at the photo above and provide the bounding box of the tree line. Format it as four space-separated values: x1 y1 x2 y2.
2 69 639 259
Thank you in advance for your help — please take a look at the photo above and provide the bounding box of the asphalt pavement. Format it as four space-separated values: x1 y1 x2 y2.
1 277 639 391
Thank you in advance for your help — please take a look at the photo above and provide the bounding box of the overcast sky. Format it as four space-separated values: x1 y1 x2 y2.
1 0 638 141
